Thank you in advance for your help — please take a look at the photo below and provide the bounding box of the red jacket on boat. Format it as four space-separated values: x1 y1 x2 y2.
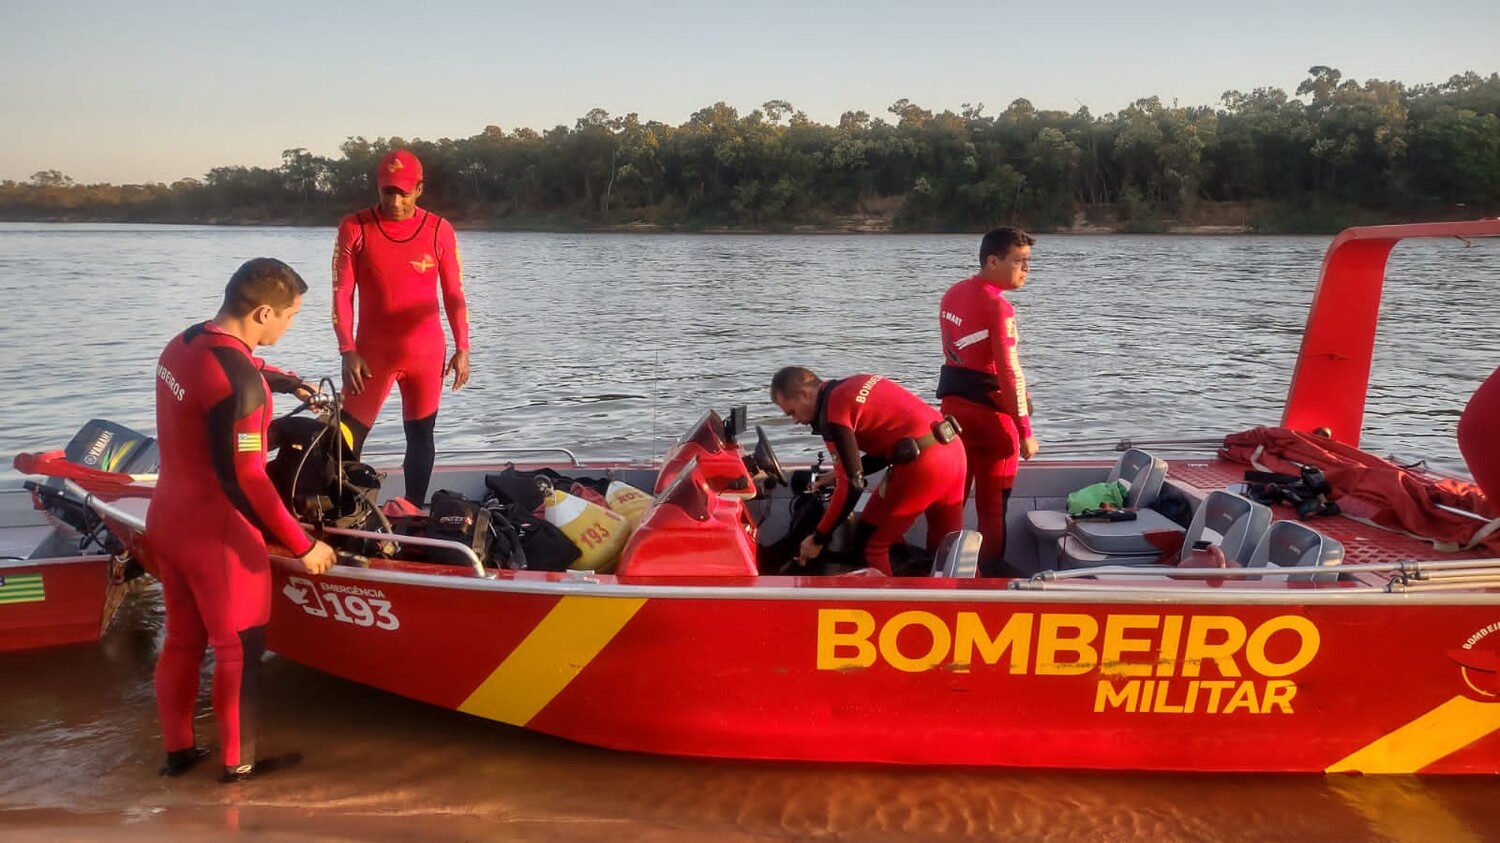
1219 426 1498 554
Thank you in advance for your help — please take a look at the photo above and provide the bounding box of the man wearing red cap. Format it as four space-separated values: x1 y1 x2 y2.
937 227 1039 576
333 149 471 506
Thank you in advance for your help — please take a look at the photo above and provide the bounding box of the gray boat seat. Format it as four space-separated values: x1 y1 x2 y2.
1185 490 1273 567
1112 448 1169 509
1246 520 1344 583
1036 449 1180 564
1061 489 1270 569
932 530 982 578
1025 508 1071 571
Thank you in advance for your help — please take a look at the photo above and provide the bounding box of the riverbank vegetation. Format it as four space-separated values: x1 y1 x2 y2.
4 68 1498 233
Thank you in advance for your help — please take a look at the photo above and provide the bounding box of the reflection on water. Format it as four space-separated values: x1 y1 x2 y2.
2 224 1499 840
3 590 1499 842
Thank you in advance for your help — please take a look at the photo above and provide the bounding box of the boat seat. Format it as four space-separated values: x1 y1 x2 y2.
1061 489 1270 568
1115 448 1169 508
1246 520 1344 583
1184 490 1273 566
1028 449 1178 568
931 530 982 578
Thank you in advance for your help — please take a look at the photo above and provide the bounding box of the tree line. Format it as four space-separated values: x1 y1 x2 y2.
4 67 1499 233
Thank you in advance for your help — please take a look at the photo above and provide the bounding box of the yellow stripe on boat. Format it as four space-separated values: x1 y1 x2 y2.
0 573 46 605
458 596 646 725
1326 696 1500 774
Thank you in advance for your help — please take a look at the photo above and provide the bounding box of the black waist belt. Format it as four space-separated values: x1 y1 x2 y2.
936 364 1000 408
891 416 962 464
912 431 946 451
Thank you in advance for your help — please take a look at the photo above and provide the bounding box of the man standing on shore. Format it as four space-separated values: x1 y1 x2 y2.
937 227 1039 576
149 258 337 783
333 149 471 507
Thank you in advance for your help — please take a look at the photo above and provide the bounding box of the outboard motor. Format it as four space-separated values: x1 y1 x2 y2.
63 418 159 475
23 418 156 565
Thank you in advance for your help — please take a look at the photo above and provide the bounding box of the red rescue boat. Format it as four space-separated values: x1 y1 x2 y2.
0 555 117 653
0 477 145 652
12 219 1500 773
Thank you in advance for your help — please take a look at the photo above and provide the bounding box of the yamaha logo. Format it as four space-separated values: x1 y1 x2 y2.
83 430 114 466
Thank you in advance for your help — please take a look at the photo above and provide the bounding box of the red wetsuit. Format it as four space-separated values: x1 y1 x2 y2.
332 207 469 427
147 322 314 769
1459 365 1500 505
937 274 1033 568
814 375 967 575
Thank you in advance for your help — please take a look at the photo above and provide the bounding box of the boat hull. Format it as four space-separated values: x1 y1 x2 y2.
0 556 114 652
266 563 1500 773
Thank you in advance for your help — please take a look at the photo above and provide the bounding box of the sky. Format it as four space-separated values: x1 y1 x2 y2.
6 0 1499 185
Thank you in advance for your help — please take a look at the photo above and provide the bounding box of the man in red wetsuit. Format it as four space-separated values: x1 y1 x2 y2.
148 258 337 783
771 366 966 575
334 149 471 506
937 227 1039 576
1459 365 1500 505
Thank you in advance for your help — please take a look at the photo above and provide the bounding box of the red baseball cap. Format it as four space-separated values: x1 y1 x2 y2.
376 149 423 192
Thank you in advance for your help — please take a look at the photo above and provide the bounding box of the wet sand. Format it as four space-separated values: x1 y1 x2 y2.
4 591 1500 842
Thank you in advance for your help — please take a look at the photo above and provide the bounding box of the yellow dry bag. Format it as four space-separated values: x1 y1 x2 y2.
605 480 653 529
544 489 631 572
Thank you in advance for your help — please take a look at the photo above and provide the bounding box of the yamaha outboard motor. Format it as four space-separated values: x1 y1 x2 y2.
25 418 157 562
63 418 160 475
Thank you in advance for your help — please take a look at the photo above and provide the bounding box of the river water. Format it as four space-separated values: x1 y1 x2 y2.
2 223 1498 841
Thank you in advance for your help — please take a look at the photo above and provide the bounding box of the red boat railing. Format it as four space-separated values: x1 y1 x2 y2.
1282 218 1500 446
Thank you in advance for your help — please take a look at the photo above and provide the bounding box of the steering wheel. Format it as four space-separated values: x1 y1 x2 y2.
752 425 787 488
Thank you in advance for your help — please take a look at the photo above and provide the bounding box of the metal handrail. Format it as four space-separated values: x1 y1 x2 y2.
1035 436 1229 457
1396 570 1500 584
1015 567 1322 586
359 446 586 466
310 524 489 579
1034 556 1500 581
1009 579 1348 593
1389 578 1500 593
62 478 489 579
65 480 146 532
